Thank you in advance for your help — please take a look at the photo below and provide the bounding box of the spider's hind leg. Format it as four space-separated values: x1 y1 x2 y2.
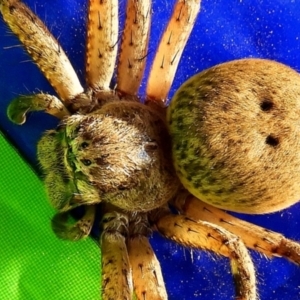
150 207 257 300
173 194 300 266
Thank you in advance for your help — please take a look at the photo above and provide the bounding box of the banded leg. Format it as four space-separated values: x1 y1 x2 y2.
100 210 133 300
127 213 167 300
173 195 300 265
86 0 118 91
117 0 151 96
146 0 201 103
0 0 84 102
151 209 257 300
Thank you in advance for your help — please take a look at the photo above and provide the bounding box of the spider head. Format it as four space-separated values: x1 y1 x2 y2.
38 100 180 213
37 127 100 212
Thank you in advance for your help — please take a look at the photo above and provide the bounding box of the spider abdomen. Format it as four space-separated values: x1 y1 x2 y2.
168 59 300 214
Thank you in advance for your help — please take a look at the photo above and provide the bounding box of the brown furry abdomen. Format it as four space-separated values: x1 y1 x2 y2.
168 59 300 214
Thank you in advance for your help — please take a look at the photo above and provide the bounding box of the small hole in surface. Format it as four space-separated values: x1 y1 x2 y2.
266 135 279 147
260 100 274 111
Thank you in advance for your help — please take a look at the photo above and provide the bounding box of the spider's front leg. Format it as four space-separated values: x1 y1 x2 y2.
0 0 88 121
0 0 84 102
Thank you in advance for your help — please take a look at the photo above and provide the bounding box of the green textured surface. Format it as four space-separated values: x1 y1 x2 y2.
0 132 100 300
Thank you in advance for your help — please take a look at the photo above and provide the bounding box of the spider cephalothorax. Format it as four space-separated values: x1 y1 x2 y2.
2 0 300 299
38 101 179 213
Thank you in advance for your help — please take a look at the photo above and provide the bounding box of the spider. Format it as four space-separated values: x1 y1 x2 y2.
1 0 300 299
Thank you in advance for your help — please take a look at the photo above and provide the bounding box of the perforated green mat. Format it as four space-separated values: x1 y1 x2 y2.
0 132 100 300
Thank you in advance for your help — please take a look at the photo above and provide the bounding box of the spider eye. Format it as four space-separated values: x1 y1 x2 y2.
81 159 92 166
81 142 89 149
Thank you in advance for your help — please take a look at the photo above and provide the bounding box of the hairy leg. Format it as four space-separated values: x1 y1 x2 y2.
128 213 167 300
151 208 257 300
86 0 118 91
173 195 300 265
146 0 201 102
0 0 84 102
117 0 151 96
100 209 133 300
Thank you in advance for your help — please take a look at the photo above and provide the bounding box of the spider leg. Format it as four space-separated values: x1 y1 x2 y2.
100 208 133 300
51 205 96 241
7 94 70 124
86 0 118 91
0 0 84 102
146 0 201 103
127 213 167 300
173 194 300 265
117 0 151 97
151 208 257 300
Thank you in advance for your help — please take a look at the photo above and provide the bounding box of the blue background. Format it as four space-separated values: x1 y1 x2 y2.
1 0 300 299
